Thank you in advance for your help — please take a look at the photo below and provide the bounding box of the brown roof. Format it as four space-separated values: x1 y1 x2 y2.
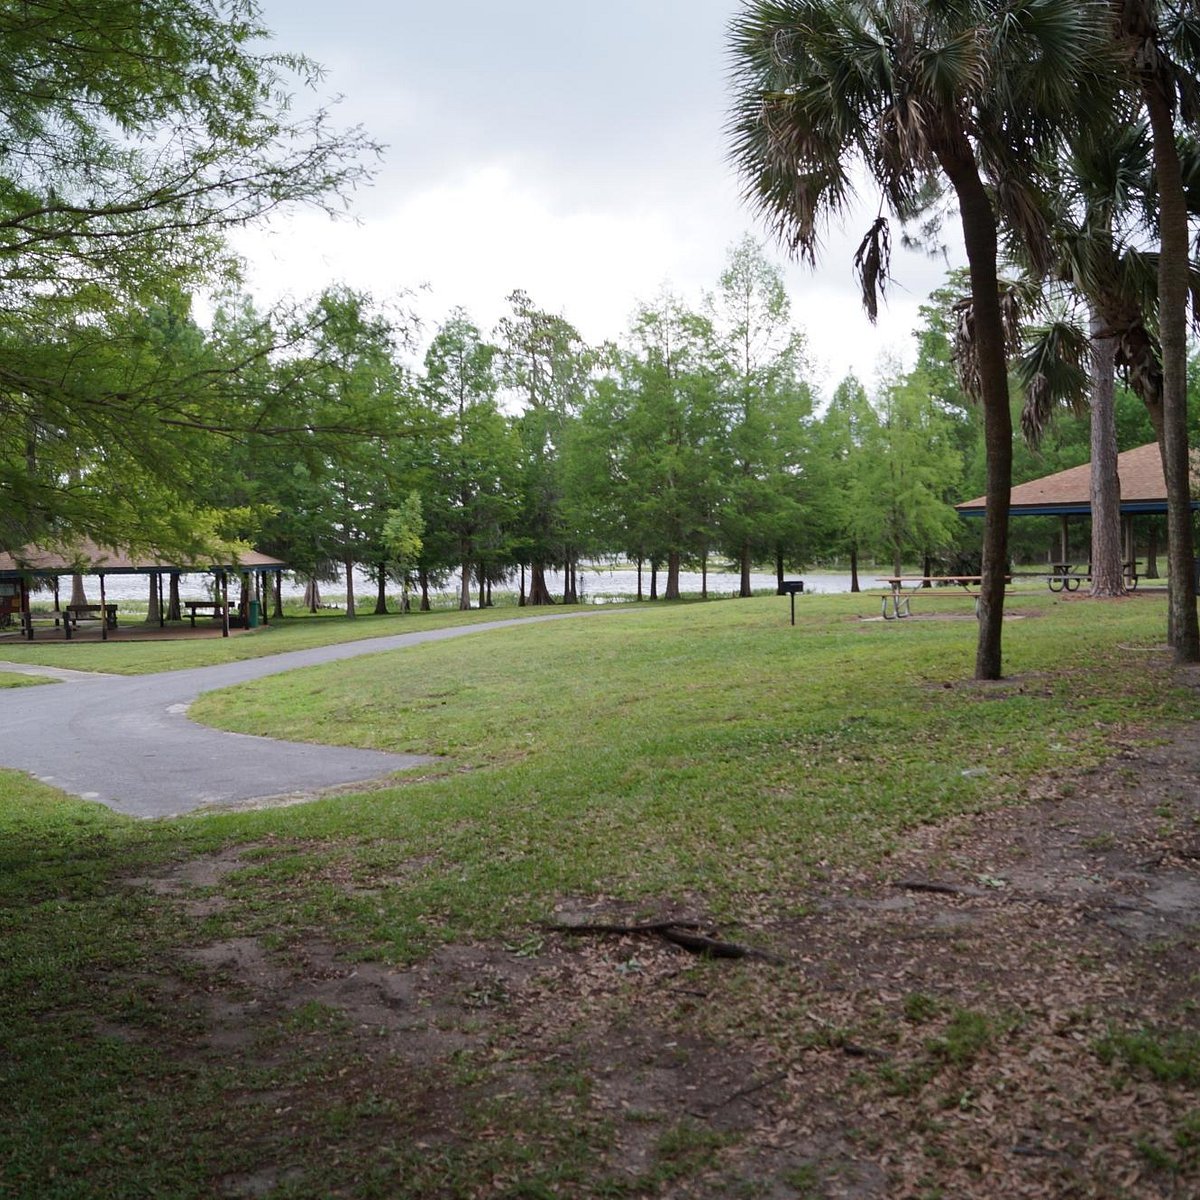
956 442 1188 515
0 538 286 576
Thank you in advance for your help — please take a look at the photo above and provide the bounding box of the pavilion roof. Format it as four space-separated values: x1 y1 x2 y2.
0 538 287 577
956 442 1196 516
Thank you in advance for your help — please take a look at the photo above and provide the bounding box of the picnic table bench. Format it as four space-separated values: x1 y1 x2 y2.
184 600 226 627
1044 561 1138 592
66 603 118 628
19 603 118 639
876 576 990 620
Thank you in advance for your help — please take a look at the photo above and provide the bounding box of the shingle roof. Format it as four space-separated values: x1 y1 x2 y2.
0 538 286 576
956 442 1192 516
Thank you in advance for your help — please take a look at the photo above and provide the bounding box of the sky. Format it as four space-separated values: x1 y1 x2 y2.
230 0 965 396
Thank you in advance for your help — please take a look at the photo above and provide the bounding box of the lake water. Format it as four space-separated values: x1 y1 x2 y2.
49 566 863 605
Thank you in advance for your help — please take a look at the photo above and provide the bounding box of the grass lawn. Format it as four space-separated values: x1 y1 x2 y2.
0 602 561 676
2 589 1198 1198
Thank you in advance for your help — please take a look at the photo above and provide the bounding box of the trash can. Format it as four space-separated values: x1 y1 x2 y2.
247 600 260 628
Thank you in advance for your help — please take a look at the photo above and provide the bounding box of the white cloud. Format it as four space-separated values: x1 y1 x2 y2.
225 0 967 394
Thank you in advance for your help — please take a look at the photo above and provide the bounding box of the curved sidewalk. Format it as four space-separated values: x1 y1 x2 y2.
0 612 598 819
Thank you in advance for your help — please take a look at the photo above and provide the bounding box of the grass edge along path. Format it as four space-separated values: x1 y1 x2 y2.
1 591 1197 1199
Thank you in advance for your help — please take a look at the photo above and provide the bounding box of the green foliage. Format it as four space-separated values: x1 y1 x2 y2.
0 0 376 556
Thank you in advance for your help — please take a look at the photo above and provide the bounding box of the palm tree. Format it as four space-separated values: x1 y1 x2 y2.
1013 112 1200 603
728 0 1112 679
1015 119 1154 598
1111 1 1200 661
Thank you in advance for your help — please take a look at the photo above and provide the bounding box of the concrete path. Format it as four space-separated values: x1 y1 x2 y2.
0 612 598 819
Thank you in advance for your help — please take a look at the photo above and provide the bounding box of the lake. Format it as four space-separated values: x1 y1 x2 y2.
52 565 864 605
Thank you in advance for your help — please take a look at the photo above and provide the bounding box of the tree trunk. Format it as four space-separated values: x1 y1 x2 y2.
460 554 472 610
479 562 486 609
344 559 356 618
649 559 658 600
636 556 643 602
168 573 182 620
1089 313 1125 597
304 577 321 613
71 573 88 607
775 546 785 595
850 544 860 593
374 569 388 615
486 578 493 607
272 572 283 620
1143 71 1199 659
527 562 554 605
739 543 752 597
936 134 1012 679
146 576 161 624
665 550 681 600
563 554 577 604
419 567 431 611
519 563 526 607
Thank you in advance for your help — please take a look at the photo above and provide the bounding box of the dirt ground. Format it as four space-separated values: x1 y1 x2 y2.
127 701 1200 1199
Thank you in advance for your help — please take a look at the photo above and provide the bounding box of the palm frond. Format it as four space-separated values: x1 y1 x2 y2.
853 217 891 323
1017 318 1091 446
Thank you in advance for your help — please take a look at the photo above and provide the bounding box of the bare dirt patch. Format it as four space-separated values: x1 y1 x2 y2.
111 721 1200 1197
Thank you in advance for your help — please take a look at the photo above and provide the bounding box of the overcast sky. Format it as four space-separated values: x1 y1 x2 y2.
232 0 964 396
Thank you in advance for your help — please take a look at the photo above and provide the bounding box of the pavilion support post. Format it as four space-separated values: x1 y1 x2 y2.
273 570 284 620
99 574 108 642
1123 516 1135 572
221 572 230 638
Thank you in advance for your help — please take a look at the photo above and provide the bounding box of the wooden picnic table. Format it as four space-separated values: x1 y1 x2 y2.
183 600 227 627
1045 562 1138 592
66 602 118 629
19 604 118 639
876 575 987 620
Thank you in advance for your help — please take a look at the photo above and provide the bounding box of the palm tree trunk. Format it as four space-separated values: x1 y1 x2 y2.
1089 312 1124 597
1143 72 1199 659
936 135 1012 679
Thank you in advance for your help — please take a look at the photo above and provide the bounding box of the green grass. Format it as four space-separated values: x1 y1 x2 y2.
0 589 1194 1198
0 601 581 675
0 672 49 687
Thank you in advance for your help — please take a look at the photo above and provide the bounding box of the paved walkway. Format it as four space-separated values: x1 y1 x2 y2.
0 612 599 819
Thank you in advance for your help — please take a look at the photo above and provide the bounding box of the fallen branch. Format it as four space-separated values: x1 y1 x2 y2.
542 920 783 963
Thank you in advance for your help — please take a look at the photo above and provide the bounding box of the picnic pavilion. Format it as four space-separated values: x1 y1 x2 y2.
0 539 287 640
955 441 1198 571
